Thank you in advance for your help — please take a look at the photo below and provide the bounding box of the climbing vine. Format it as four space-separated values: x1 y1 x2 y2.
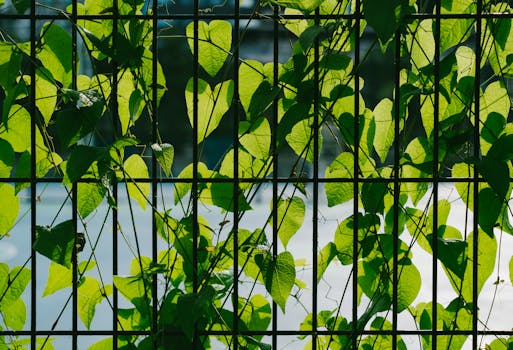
1 0 513 349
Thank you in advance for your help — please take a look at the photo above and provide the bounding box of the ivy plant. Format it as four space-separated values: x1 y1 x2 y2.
1 0 513 349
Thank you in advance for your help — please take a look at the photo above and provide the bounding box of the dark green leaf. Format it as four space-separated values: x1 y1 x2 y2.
479 157 509 201
0 139 14 178
12 0 30 14
437 228 467 279
34 220 75 268
255 251 296 312
363 0 414 50
478 187 502 237
362 181 387 214
66 146 105 183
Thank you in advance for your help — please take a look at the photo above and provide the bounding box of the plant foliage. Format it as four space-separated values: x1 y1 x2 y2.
1 0 513 349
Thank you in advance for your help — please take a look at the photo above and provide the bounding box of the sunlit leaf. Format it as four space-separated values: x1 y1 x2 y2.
123 154 149 210
373 98 394 163
0 104 31 152
325 152 354 207
186 20 231 77
272 196 305 248
38 22 73 87
0 184 19 237
440 0 476 53
78 277 111 329
255 251 296 312
239 117 271 160
185 78 234 143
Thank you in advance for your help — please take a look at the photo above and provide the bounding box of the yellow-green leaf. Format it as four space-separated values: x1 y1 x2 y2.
123 154 149 210
186 20 232 77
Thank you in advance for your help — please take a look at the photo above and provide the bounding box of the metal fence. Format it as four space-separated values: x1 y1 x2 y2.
1 0 513 349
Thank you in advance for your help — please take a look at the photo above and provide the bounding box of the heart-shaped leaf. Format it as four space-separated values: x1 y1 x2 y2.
186 20 232 77
185 78 233 144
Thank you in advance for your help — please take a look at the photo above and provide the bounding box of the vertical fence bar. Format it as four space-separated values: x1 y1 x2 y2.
71 0 79 347
392 29 401 350
29 0 37 349
272 5 280 349
112 0 120 348
151 0 159 348
432 1 441 348
312 7 320 350
352 1 361 348
232 0 240 348
192 0 199 348
473 0 483 348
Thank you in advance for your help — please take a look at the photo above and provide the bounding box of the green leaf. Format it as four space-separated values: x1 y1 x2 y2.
478 187 502 237
39 22 73 87
407 19 435 71
395 260 421 312
56 93 105 148
0 265 30 308
78 277 111 329
324 152 354 207
208 180 252 212
0 139 14 178
185 78 234 143
0 104 31 152
113 275 148 311
12 0 30 13
239 117 271 159
334 213 380 265
87 337 113 350
509 255 513 285
239 60 275 118
440 0 476 53
77 182 107 218
286 117 320 164
455 46 475 81
479 157 509 201
437 226 467 279
2 297 26 330
272 196 305 248
267 0 323 12
174 162 212 204
186 20 232 77
175 286 215 340
66 145 105 183
152 143 174 177
239 294 271 333
487 134 513 161
117 71 141 135
373 98 394 163
363 0 414 50
317 242 337 283
34 220 75 268
35 68 57 124
43 261 96 297
255 251 296 312
0 184 19 237
124 154 149 210
460 230 497 301
361 181 387 214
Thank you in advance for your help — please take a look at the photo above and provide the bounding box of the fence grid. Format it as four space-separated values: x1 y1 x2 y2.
1 0 513 349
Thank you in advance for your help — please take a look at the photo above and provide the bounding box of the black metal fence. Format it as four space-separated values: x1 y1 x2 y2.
1 0 513 349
